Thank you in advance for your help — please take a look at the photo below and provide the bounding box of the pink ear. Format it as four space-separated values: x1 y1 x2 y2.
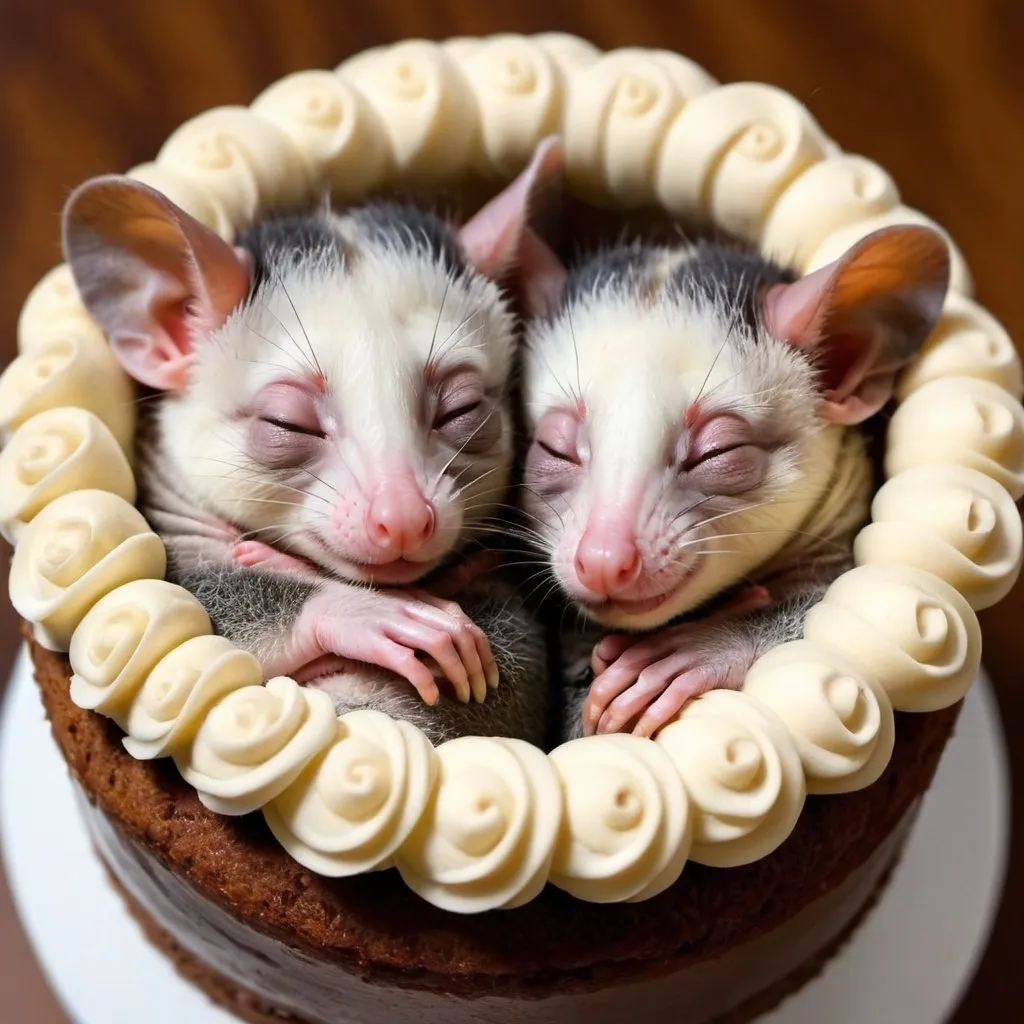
458 137 568 316
764 225 951 425
62 176 251 391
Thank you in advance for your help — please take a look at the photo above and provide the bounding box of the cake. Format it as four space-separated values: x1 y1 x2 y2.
2 32 1023 1024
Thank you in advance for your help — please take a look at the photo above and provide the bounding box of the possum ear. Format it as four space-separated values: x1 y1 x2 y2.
458 136 568 317
764 226 950 425
62 175 251 391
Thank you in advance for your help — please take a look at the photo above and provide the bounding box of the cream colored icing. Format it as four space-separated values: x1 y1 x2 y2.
0 407 135 544
69 579 212 726
156 106 315 232
854 464 1023 610
265 709 438 878
0 330 135 451
805 205 972 295
760 155 900 268
804 565 982 713
548 734 692 903
251 71 390 203
656 689 806 865
565 48 717 206
441 37 482 62
656 83 833 241
8 490 166 652
338 41 476 181
457 35 564 177
123 635 261 759
176 676 337 817
394 736 562 912
533 32 602 74
885 376 1024 499
126 162 233 239
16 264 105 356
743 641 896 795
897 293 1024 401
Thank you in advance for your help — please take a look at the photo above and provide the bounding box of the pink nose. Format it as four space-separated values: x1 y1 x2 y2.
574 529 643 597
366 486 436 556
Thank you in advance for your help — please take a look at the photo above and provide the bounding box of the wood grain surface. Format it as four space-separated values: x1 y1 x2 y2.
0 2 1020 1020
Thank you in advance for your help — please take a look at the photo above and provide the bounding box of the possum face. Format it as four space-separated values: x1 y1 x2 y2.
521 229 950 630
61 140 565 585
163 208 516 584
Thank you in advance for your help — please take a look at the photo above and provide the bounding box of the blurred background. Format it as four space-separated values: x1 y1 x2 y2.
0 1 1020 1020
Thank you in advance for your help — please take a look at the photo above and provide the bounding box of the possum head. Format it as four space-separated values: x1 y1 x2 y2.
520 226 950 629
62 139 564 586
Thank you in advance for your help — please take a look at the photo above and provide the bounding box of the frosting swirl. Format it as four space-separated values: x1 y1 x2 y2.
548 734 691 903
123 635 261 759
854 465 1023 610
338 41 476 181
0 331 135 450
395 737 561 912
566 49 716 205
804 565 981 712
657 83 831 241
8 490 166 651
534 32 602 74
266 709 438 877
884 377 1024 499
251 71 389 203
177 676 337 816
457 35 563 176
805 205 971 295
156 106 314 232
126 162 233 239
0 407 135 543
761 155 900 268
896 293 1024 401
16 264 106 356
656 690 806 865
743 641 895 795
69 579 213 726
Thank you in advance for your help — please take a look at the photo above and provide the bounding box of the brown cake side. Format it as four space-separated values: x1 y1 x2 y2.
28 628 960 1003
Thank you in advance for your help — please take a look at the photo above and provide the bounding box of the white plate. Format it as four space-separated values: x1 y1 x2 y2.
0 646 1010 1024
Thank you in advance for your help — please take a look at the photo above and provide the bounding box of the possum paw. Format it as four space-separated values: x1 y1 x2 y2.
231 540 318 575
303 586 498 706
585 623 755 738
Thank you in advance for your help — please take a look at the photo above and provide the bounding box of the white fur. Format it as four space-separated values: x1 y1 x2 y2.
522 282 844 629
161 225 516 582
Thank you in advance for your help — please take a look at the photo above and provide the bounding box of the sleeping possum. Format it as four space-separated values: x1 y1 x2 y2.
60 140 566 746
518 224 951 740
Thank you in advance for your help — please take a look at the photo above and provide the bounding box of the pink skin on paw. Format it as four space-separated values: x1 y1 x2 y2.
232 540 318 575
295 586 499 707
586 584 770 738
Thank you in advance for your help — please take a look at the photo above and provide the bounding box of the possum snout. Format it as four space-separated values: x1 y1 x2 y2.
573 523 643 597
365 479 437 556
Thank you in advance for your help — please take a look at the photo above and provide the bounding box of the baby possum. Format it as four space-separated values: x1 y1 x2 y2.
60 139 565 746
519 224 950 739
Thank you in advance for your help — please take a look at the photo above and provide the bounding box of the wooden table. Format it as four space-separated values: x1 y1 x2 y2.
0 1 1020 1019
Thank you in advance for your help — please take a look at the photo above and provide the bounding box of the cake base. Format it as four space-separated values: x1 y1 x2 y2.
2 643 1009 1024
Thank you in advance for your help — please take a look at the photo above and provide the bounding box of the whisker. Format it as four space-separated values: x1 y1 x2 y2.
276 270 324 380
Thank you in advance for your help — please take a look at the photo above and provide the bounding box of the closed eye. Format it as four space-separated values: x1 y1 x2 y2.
538 439 579 464
433 400 482 430
682 442 744 471
259 416 325 439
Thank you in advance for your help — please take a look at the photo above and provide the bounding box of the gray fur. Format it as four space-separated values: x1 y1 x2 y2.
320 582 550 747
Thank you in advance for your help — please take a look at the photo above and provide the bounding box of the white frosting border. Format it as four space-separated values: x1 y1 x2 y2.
2 33 1021 912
